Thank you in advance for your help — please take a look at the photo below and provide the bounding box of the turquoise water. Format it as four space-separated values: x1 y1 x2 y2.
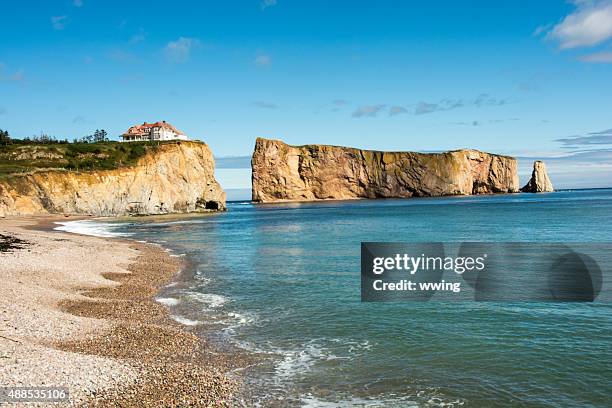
75 190 612 407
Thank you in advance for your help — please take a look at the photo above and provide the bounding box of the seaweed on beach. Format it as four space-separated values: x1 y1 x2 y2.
0 233 30 252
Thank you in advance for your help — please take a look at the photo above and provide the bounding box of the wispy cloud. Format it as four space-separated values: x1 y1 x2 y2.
261 0 278 10
254 53 271 67
252 101 278 109
129 28 146 45
577 50 612 62
72 115 90 124
545 0 612 49
73 0 83 7
0 64 25 82
450 120 481 126
51 15 68 30
555 128 612 148
450 118 519 126
414 94 510 115
352 104 386 118
389 106 409 116
107 49 138 63
350 94 511 118
164 37 200 63
9 69 25 81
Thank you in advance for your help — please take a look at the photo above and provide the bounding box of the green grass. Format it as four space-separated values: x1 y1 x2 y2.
0 141 176 177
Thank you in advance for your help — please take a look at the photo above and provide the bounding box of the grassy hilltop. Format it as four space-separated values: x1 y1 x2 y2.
0 141 178 178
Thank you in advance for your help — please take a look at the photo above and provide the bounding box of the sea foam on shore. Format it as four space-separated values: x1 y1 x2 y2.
54 220 131 237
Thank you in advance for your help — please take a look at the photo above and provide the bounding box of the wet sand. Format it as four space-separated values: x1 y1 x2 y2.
0 216 240 406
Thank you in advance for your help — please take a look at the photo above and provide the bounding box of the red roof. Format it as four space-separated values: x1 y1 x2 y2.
123 121 184 136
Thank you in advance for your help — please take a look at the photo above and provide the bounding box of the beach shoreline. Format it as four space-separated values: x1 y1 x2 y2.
0 216 240 406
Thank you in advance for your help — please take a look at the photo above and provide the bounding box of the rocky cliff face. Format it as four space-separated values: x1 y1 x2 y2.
252 138 520 202
521 161 554 193
0 141 226 217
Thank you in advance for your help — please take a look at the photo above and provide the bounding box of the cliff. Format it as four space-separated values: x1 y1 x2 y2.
521 161 554 193
0 141 226 217
252 138 519 202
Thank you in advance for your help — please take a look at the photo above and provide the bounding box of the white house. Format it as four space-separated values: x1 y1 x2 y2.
121 121 189 142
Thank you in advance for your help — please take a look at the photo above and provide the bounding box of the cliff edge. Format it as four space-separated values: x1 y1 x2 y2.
0 141 226 216
252 138 519 202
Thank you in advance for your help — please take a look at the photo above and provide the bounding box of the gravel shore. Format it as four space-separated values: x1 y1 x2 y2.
0 216 239 406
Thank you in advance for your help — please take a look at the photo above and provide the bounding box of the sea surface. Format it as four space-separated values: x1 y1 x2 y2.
57 189 612 407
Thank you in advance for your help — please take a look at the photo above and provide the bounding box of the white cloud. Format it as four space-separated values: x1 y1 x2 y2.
547 1 612 49
578 50 612 62
51 15 67 30
261 0 277 10
254 54 271 67
163 37 200 63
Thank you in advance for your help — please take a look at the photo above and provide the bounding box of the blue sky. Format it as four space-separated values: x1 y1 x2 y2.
2 0 612 195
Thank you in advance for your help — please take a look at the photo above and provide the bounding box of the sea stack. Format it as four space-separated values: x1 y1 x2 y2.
251 138 520 202
521 161 554 193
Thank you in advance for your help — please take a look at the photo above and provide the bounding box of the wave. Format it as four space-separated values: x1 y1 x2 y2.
54 220 130 238
156 297 180 306
185 292 228 308
171 315 201 326
300 394 420 408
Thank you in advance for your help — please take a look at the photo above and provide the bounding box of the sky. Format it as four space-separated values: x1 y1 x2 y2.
2 0 612 197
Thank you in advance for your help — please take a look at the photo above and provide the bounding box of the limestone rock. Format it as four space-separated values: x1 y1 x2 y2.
521 160 554 193
251 138 520 202
0 141 226 216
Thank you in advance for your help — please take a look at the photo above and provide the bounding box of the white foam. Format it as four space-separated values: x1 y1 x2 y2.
171 315 201 326
186 292 228 308
54 220 130 238
156 297 180 306
300 394 419 408
227 311 257 325
274 341 343 380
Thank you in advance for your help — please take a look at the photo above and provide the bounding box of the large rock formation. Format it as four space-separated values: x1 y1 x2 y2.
252 138 520 202
0 141 226 217
521 160 554 193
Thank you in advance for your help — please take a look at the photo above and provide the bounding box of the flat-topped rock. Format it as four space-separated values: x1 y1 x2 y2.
252 138 520 202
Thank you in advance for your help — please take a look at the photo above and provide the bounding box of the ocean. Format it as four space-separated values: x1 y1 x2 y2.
57 189 612 407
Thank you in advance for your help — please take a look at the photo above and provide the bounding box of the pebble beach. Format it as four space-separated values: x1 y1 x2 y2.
0 217 238 406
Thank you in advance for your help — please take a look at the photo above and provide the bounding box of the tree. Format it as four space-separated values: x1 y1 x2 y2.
93 129 108 143
0 129 10 145
78 129 109 144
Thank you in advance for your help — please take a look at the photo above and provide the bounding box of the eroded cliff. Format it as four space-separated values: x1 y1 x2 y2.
0 141 226 216
521 160 554 193
252 138 520 202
